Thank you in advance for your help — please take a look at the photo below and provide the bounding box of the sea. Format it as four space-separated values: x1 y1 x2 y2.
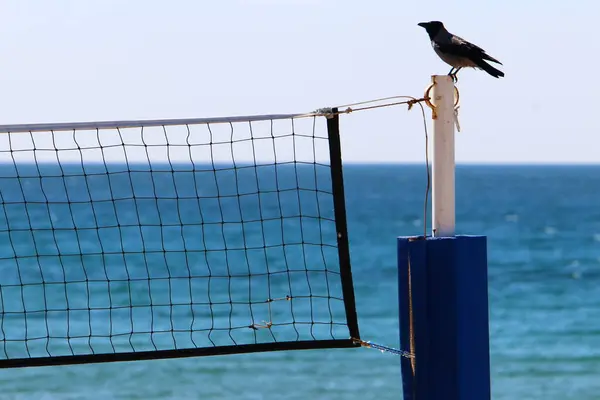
0 163 599 400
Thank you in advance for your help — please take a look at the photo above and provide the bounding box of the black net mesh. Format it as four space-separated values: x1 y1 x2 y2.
0 113 359 367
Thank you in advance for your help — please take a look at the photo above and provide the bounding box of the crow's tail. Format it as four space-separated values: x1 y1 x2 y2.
474 58 504 78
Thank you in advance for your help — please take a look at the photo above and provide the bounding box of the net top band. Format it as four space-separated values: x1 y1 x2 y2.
0 113 315 134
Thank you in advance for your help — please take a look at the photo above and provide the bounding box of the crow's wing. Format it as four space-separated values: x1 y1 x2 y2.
436 35 502 65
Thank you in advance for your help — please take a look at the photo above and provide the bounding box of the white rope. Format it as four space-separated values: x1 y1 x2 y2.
0 93 429 134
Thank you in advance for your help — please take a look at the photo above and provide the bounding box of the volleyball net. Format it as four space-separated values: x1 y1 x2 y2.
0 109 360 368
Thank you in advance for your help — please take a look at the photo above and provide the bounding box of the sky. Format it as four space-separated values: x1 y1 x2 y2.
0 0 597 164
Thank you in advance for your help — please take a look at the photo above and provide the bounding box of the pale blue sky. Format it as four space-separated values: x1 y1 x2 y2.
0 0 597 163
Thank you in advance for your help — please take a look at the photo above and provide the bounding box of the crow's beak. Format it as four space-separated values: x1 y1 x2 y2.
418 22 428 28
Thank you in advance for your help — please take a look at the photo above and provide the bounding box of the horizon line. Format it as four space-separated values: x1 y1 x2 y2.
0 160 598 166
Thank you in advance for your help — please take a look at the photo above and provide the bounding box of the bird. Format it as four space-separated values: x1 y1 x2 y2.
418 21 503 82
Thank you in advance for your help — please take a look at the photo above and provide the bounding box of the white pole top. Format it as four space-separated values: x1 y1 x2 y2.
431 75 456 237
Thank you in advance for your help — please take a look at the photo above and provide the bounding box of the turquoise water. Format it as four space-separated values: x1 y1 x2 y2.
1 164 600 399
0 162 348 359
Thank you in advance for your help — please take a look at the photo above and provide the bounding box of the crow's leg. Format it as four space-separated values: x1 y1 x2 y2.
449 67 462 83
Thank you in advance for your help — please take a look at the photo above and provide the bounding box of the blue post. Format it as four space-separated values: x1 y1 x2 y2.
398 235 490 400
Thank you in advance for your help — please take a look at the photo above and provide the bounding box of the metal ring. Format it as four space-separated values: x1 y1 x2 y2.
424 84 435 110
423 83 460 110
454 86 460 108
